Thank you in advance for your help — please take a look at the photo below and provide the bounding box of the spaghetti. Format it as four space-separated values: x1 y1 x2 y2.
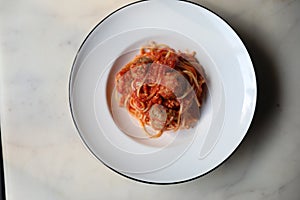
115 42 206 138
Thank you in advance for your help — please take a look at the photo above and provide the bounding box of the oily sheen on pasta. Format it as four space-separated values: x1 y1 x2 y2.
115 42 206 138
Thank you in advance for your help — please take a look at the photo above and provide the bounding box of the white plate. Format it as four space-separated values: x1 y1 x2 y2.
69 0 256 184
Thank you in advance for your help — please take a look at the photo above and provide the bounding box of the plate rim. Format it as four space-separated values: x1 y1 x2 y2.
68 0 257 185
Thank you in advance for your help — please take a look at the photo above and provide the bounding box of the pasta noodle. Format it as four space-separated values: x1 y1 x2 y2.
115 42 206 138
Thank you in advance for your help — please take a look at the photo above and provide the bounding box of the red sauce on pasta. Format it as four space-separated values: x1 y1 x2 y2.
115 42 206 138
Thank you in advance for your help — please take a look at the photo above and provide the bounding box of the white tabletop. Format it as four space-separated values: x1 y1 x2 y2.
1 0 300 199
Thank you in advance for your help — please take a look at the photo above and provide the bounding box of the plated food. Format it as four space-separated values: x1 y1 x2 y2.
115 42 206 138
69 0 256 184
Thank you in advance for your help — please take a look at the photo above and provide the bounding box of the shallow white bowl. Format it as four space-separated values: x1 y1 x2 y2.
69 0 256 184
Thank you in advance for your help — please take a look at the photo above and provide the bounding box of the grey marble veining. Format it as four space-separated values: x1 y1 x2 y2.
1 0 300 199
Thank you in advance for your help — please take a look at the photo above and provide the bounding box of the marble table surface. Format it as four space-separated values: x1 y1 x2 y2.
1 0 300 199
